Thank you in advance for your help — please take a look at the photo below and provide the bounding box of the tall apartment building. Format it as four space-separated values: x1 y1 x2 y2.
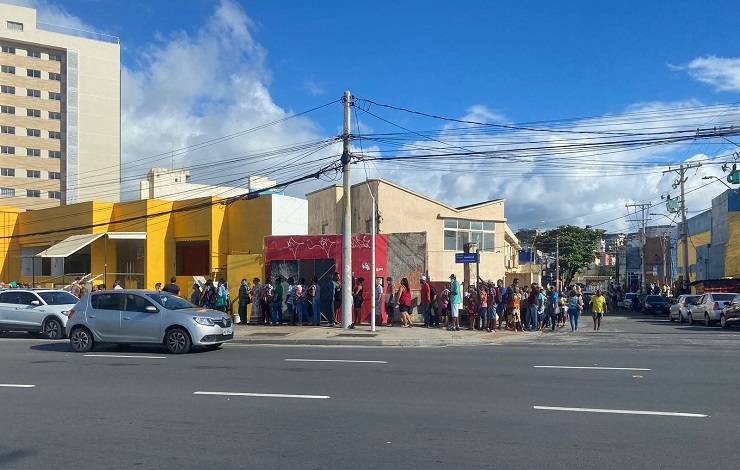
0 3 120 210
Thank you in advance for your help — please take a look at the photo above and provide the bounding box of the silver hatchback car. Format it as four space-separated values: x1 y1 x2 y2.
66 290 233 354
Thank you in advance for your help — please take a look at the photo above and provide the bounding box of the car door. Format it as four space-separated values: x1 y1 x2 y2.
12 292 48 329
87 292 125 342
121 293 162 343
690 295 705 319
0 291 17 327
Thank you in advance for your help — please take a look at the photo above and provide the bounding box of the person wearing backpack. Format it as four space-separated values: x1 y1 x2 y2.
568 288 584 331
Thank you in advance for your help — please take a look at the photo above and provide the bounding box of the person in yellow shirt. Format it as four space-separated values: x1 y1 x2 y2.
590 290 607 331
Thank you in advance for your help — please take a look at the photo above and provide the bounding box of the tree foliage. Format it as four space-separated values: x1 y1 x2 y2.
536 225 604 286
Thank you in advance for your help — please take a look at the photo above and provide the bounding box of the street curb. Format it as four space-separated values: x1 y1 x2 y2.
229 331 540 347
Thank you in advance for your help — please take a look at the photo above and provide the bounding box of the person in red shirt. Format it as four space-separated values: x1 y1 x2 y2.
420 276 432 327
397 278 413 328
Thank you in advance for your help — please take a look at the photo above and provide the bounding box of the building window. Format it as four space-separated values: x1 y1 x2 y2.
26 148 40 157
48 191 61 200
1 85 15 94
27 49 40 59
6 21 23 32
1 105 15 114
0 187 15 197
48 52 62 62
1 168 15 177
26 189 40 198
26 69 41 79
442 219 496 251
1 125 15 134
48 111 61 120
26 128 40 137
26 170 40 179
1 65 14 74
48 92 62 101
48 171 60 180
48 131 61 139
27 108 40 118
27 88 40 98
48 150 62 159
1 45 15 54
1 146 14 155
175 241 210 276
48 72 61 81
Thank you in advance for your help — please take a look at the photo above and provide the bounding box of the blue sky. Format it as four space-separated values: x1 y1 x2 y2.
55 0 740 128
13 0 740 229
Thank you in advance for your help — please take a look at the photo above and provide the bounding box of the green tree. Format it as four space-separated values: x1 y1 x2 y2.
536 225 604 286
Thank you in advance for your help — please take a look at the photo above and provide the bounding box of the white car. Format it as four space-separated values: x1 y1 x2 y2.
669 294 700 323
688 292 738 326
0 289 79 339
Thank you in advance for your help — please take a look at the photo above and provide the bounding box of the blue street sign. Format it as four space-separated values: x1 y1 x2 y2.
455 252 479 264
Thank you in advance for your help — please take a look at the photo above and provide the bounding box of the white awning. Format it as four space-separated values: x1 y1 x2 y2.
36 233 105 258
35 232 146 258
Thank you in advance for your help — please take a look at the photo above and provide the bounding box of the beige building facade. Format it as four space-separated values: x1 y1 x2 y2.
307 179 521 284
0 4 120 210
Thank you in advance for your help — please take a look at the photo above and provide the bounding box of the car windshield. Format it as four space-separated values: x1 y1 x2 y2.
38 291 79 305
687 296 701 305
646 296 667 303
147 292 196 310
712 294 736 302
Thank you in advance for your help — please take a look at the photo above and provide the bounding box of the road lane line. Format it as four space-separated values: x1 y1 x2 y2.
0 384 35 388
284 359 387 364
533 406 707 418
83 354 166 359
534 366 651 371
194 391 330 399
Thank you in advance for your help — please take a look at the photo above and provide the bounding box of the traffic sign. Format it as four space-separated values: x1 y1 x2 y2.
455 252 479 264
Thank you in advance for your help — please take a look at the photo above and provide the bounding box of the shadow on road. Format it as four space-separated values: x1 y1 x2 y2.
0 447 35 467
29 343 71 352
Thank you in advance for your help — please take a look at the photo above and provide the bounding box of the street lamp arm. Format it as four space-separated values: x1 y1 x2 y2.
701 175 733 190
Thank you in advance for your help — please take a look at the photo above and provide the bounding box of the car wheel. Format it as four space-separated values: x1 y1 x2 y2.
688 313 694 325
720 314 728 329
43 318 64 340
69 328 94 353
704 313 712 327
669 312 675 322
165 328 191 354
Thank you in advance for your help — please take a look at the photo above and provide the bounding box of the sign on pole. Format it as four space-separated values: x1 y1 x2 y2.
455 252 479 264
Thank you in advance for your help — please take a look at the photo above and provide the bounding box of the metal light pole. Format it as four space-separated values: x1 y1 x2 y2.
341 91 353 329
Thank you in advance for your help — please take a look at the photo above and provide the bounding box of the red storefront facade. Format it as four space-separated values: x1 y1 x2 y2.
264 234 389 324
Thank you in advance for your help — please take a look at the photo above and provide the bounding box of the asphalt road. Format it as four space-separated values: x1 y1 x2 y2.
1 313 739 470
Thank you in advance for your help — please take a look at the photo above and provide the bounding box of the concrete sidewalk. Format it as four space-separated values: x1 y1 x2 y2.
231 323 540 347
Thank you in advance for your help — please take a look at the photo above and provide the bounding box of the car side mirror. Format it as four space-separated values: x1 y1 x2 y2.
30 300 41 306
145 305 159 313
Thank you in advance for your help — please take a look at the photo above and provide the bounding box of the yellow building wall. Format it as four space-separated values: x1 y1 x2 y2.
227 254 264 319
675 230 711 283
725 213 740 278
0 207 20 282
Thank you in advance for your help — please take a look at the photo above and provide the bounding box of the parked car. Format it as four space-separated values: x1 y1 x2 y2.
669 295 700 323
641 295 670 315
688 292 738 326
720 294 740 329
624 293 640 311
0 289 78 339
66 289 233 354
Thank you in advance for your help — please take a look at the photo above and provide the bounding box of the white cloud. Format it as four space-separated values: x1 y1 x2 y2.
681 55 740 92
304 80 325 96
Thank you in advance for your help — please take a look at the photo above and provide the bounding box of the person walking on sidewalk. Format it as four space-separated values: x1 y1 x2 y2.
568 288 584 331
420 276 432 328
238 279 250 325
384 277 396 326
590 289 607 331
351 277 364 329
397 277 413 328
449 274 462 331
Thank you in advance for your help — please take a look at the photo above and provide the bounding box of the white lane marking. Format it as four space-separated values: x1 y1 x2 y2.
534 366 651 371
0 384 36 388
284 359 387 364
533 406 707 418
83 354 166 359
194 391 330 399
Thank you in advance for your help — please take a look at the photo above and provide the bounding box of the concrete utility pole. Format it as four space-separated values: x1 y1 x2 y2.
364 177 377 332
663 163 701 292
341 90 353 329
626 203 651 294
